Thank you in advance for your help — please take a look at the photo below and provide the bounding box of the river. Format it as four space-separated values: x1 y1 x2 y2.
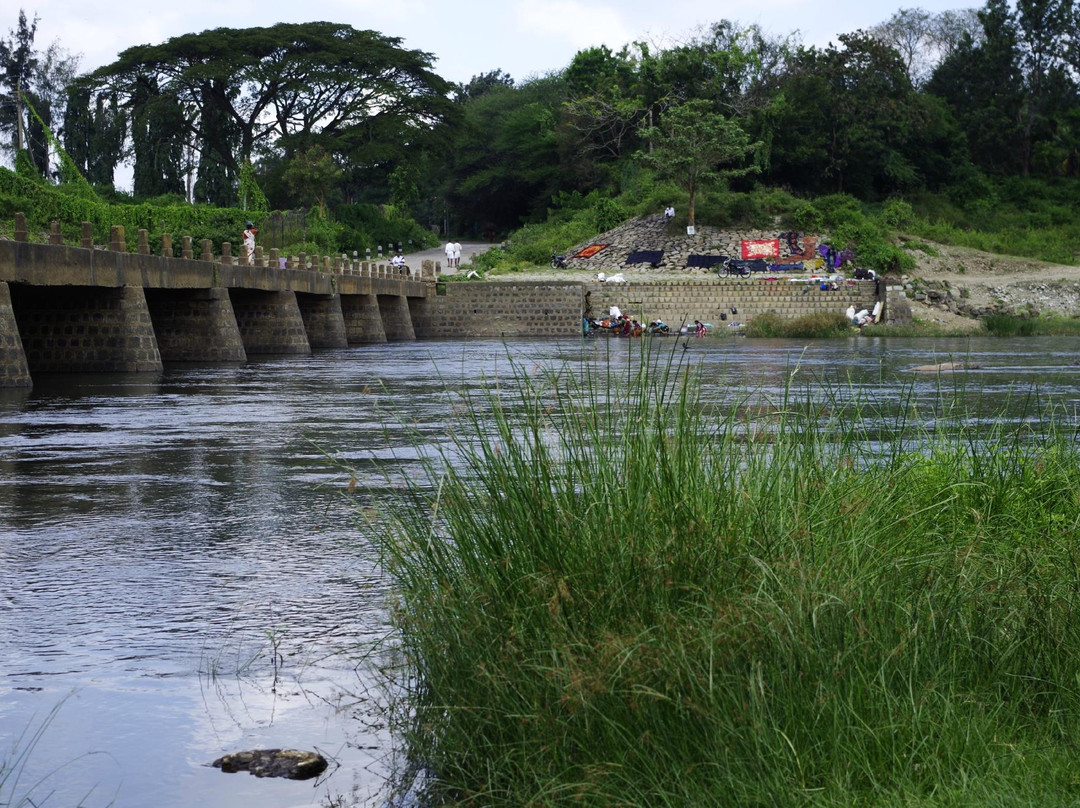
1 335 1079 808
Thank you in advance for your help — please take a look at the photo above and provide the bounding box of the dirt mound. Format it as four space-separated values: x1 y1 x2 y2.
899 239 1080 325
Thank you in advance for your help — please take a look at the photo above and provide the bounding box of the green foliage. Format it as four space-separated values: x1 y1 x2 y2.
369 351 1080 807
237 160 268 213
745 310 853 337
295 211 344 255
637 99 760 226
0 165 435 257
88 22 453 207
590 196 626 232
811 194 916 274
13 150 37 180
791 201 824 232
980 314 1080 336
334 203 438 254
905 176 1080 264
881 197 915 228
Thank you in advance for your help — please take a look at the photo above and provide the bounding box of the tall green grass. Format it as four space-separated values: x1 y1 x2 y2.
745 311 853 338
369 345 1080 807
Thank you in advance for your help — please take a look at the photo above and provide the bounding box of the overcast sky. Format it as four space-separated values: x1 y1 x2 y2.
19 0 974 86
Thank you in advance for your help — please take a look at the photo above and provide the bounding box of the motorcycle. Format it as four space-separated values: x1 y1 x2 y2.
551 252 568 269
715 257 768 278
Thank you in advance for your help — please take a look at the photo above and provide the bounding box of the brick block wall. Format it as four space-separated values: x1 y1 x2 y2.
587 280 879 329
412 282 584 338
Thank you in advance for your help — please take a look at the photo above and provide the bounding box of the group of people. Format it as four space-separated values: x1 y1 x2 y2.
584 305 677 337
444 240 462 269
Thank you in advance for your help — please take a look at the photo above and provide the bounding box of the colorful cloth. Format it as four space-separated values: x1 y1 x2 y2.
741 239 780 259
573 244 609 259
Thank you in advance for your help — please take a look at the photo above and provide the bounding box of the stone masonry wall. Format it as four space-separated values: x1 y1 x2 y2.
412 282 584 338
558 215 825 273
0 282 31 386
587 279 879 331
10 284 163 373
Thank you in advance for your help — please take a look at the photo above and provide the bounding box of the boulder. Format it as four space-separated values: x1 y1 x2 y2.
212 749 328 780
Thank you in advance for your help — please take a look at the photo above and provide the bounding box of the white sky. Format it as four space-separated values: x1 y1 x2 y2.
20 0 975 86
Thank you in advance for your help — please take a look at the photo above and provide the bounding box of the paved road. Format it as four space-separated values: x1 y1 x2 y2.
404 240 496 275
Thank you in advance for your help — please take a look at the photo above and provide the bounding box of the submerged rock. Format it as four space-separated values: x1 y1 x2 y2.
212 749 328 780
911 361 979 373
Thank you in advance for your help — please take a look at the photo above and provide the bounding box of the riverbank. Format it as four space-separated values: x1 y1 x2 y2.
417 222 1080 334
374 351 1080 807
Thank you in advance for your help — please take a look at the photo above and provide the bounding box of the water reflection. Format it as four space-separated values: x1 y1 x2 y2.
2 335 1080 807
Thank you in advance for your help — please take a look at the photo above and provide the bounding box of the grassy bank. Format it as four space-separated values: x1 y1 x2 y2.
369 345 1080 807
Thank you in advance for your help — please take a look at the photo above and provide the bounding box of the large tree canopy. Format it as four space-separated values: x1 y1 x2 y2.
84 21 453 203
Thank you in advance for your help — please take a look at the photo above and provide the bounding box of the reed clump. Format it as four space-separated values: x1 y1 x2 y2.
371 346 1080 807
745 311 853 338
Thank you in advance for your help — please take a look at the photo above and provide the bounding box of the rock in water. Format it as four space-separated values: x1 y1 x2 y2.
910 361 978 373
212 749 328 780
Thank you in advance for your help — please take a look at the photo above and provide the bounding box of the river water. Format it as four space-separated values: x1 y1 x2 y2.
1 335 1079 808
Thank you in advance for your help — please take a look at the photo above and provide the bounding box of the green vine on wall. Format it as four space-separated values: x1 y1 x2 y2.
238 160 269 213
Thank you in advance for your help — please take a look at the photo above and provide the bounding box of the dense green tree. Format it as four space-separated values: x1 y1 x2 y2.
131 76 185 198
281 144 341 217
454 69 514 102
637 99 759 226
1014 0 1077 175
446 75 566 232
0 10 79 179
768 32 931 197
927 0 1026 175
561 45 644 168
87 22 452 204
928 0 1079 178
62 86 125 186
0 9 37 161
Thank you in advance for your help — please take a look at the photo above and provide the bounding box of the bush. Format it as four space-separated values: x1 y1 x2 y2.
745 311 852 338
791 201 824 232
369 350 1080 808
881 198 915 229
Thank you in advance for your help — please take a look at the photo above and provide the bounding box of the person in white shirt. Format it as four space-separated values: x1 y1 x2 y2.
451 241 462 269
444 241 455 270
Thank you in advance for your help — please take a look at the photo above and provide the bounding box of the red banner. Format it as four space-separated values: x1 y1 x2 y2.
741 239 780 259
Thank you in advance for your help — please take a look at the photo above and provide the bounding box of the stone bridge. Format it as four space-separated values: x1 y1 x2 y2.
1 215 896 390
0 216 440 389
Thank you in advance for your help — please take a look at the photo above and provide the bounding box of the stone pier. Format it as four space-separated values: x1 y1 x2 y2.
0 282 31 387
145 288 247 362
9 284 163 373
377 294 416 341
228 289 312 355
341 294 386 344
296 294 349 349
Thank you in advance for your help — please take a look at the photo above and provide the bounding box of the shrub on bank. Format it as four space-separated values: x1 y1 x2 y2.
745 311 852 338
368 347 1080 808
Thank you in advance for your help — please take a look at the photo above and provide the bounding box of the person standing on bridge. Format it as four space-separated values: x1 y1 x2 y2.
242 221 258 266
